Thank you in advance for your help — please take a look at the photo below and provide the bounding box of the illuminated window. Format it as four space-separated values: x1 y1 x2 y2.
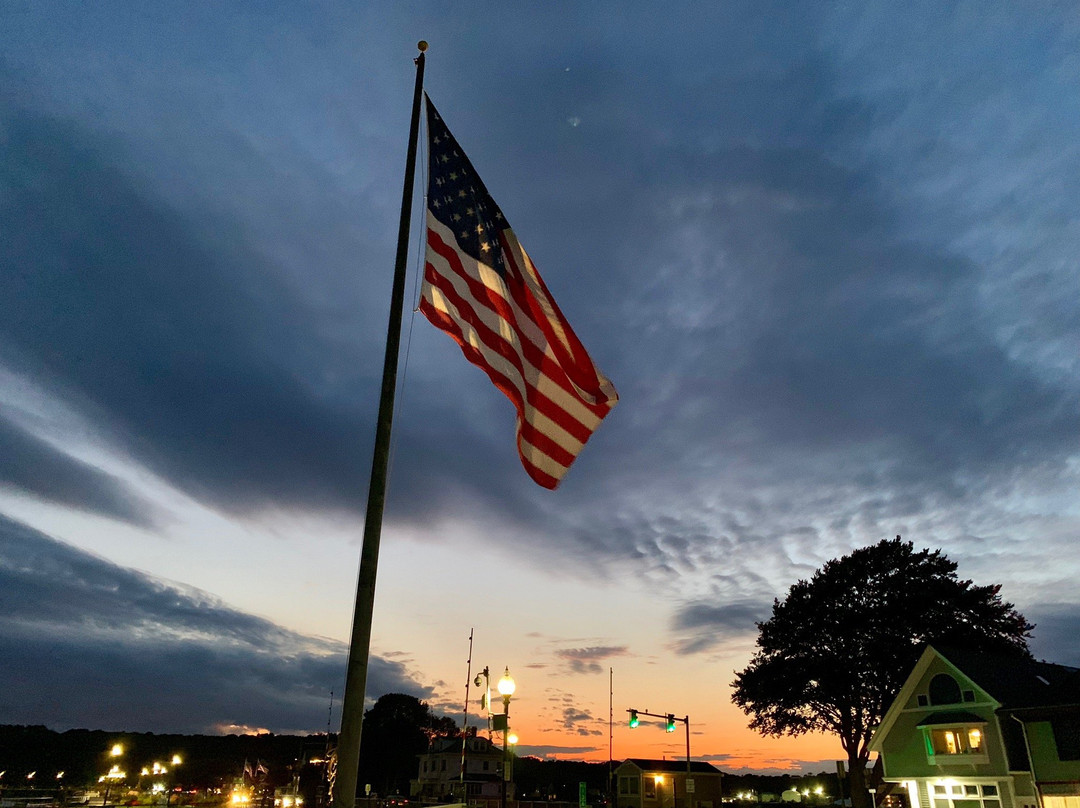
928 727 985 755
922 719 988 765
929 781 1003 808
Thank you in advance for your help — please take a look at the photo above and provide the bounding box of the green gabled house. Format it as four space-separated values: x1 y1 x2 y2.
869 646 1080 808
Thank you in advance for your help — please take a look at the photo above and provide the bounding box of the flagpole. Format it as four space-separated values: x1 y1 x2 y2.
334 40 427 808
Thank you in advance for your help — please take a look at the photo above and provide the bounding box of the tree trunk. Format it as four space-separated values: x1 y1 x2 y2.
848 755 869 808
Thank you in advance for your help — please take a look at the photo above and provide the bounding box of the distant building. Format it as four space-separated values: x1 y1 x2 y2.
870 646 1080 808
414 735 506 802
614 759 722 808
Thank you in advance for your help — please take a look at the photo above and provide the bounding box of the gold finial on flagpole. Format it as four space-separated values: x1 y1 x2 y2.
418 40 428 52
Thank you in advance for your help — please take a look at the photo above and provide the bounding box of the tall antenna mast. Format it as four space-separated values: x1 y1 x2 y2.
460 629 475 793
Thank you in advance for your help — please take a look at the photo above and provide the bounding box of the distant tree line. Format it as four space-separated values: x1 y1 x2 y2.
0 717 841 805
0 724 323 790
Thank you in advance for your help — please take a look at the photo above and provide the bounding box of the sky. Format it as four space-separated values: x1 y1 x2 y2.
1 0 1078 776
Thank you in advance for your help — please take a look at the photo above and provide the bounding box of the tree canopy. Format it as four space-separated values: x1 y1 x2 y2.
357 693 458 796
731 536 1032 808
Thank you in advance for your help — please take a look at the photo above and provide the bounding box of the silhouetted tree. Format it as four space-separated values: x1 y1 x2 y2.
356 694 457 796
731 537 1032 808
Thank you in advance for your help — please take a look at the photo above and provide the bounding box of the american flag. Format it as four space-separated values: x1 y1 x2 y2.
419 97 618 489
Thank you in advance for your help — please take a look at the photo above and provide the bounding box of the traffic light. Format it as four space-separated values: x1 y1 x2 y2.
665 714 676 732
629 710 639 728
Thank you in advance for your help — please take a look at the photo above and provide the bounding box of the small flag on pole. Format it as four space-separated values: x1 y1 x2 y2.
420 97 618 488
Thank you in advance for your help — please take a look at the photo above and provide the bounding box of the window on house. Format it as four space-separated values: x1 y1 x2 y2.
929 674 963 705
483 762 489 771
441 760 447 771
926 726 985 756
619 777 639 796
644 779 656 799
930 782 1001 808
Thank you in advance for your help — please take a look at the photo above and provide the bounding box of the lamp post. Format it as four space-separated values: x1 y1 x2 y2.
497 668 516 808
102 746 124 807
168 756 182 808
152 756 182 808
506 734 518 798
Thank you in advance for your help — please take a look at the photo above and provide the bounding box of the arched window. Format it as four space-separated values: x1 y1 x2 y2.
929 673 962 705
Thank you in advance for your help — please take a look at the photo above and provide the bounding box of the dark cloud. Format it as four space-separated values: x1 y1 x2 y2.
1027 604 1080 667
555 646 629 675
669 602 769 656
0 101 372 517
0 516 428 732
516 744 603 759
0 415 156 527
555 707 603 737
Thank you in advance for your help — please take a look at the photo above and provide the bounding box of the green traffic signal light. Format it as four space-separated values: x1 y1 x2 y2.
665 714 676 732
629 710 639 728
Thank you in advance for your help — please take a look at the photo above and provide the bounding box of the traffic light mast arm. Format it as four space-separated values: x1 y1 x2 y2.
626 708 688 725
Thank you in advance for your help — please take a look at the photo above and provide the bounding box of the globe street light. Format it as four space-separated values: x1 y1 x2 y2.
497 668 515 808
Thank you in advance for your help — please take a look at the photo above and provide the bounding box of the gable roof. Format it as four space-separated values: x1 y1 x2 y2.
870 645 946 752
932 645 1080 710
618 759 722 775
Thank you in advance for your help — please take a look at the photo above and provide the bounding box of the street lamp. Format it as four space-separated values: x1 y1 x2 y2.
497 668 515 808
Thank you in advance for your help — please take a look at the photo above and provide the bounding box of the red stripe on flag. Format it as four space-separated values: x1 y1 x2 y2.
421 256 595 447
427 231 613 421
419 297 578 475
422 252 599 444
498 232 613 401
